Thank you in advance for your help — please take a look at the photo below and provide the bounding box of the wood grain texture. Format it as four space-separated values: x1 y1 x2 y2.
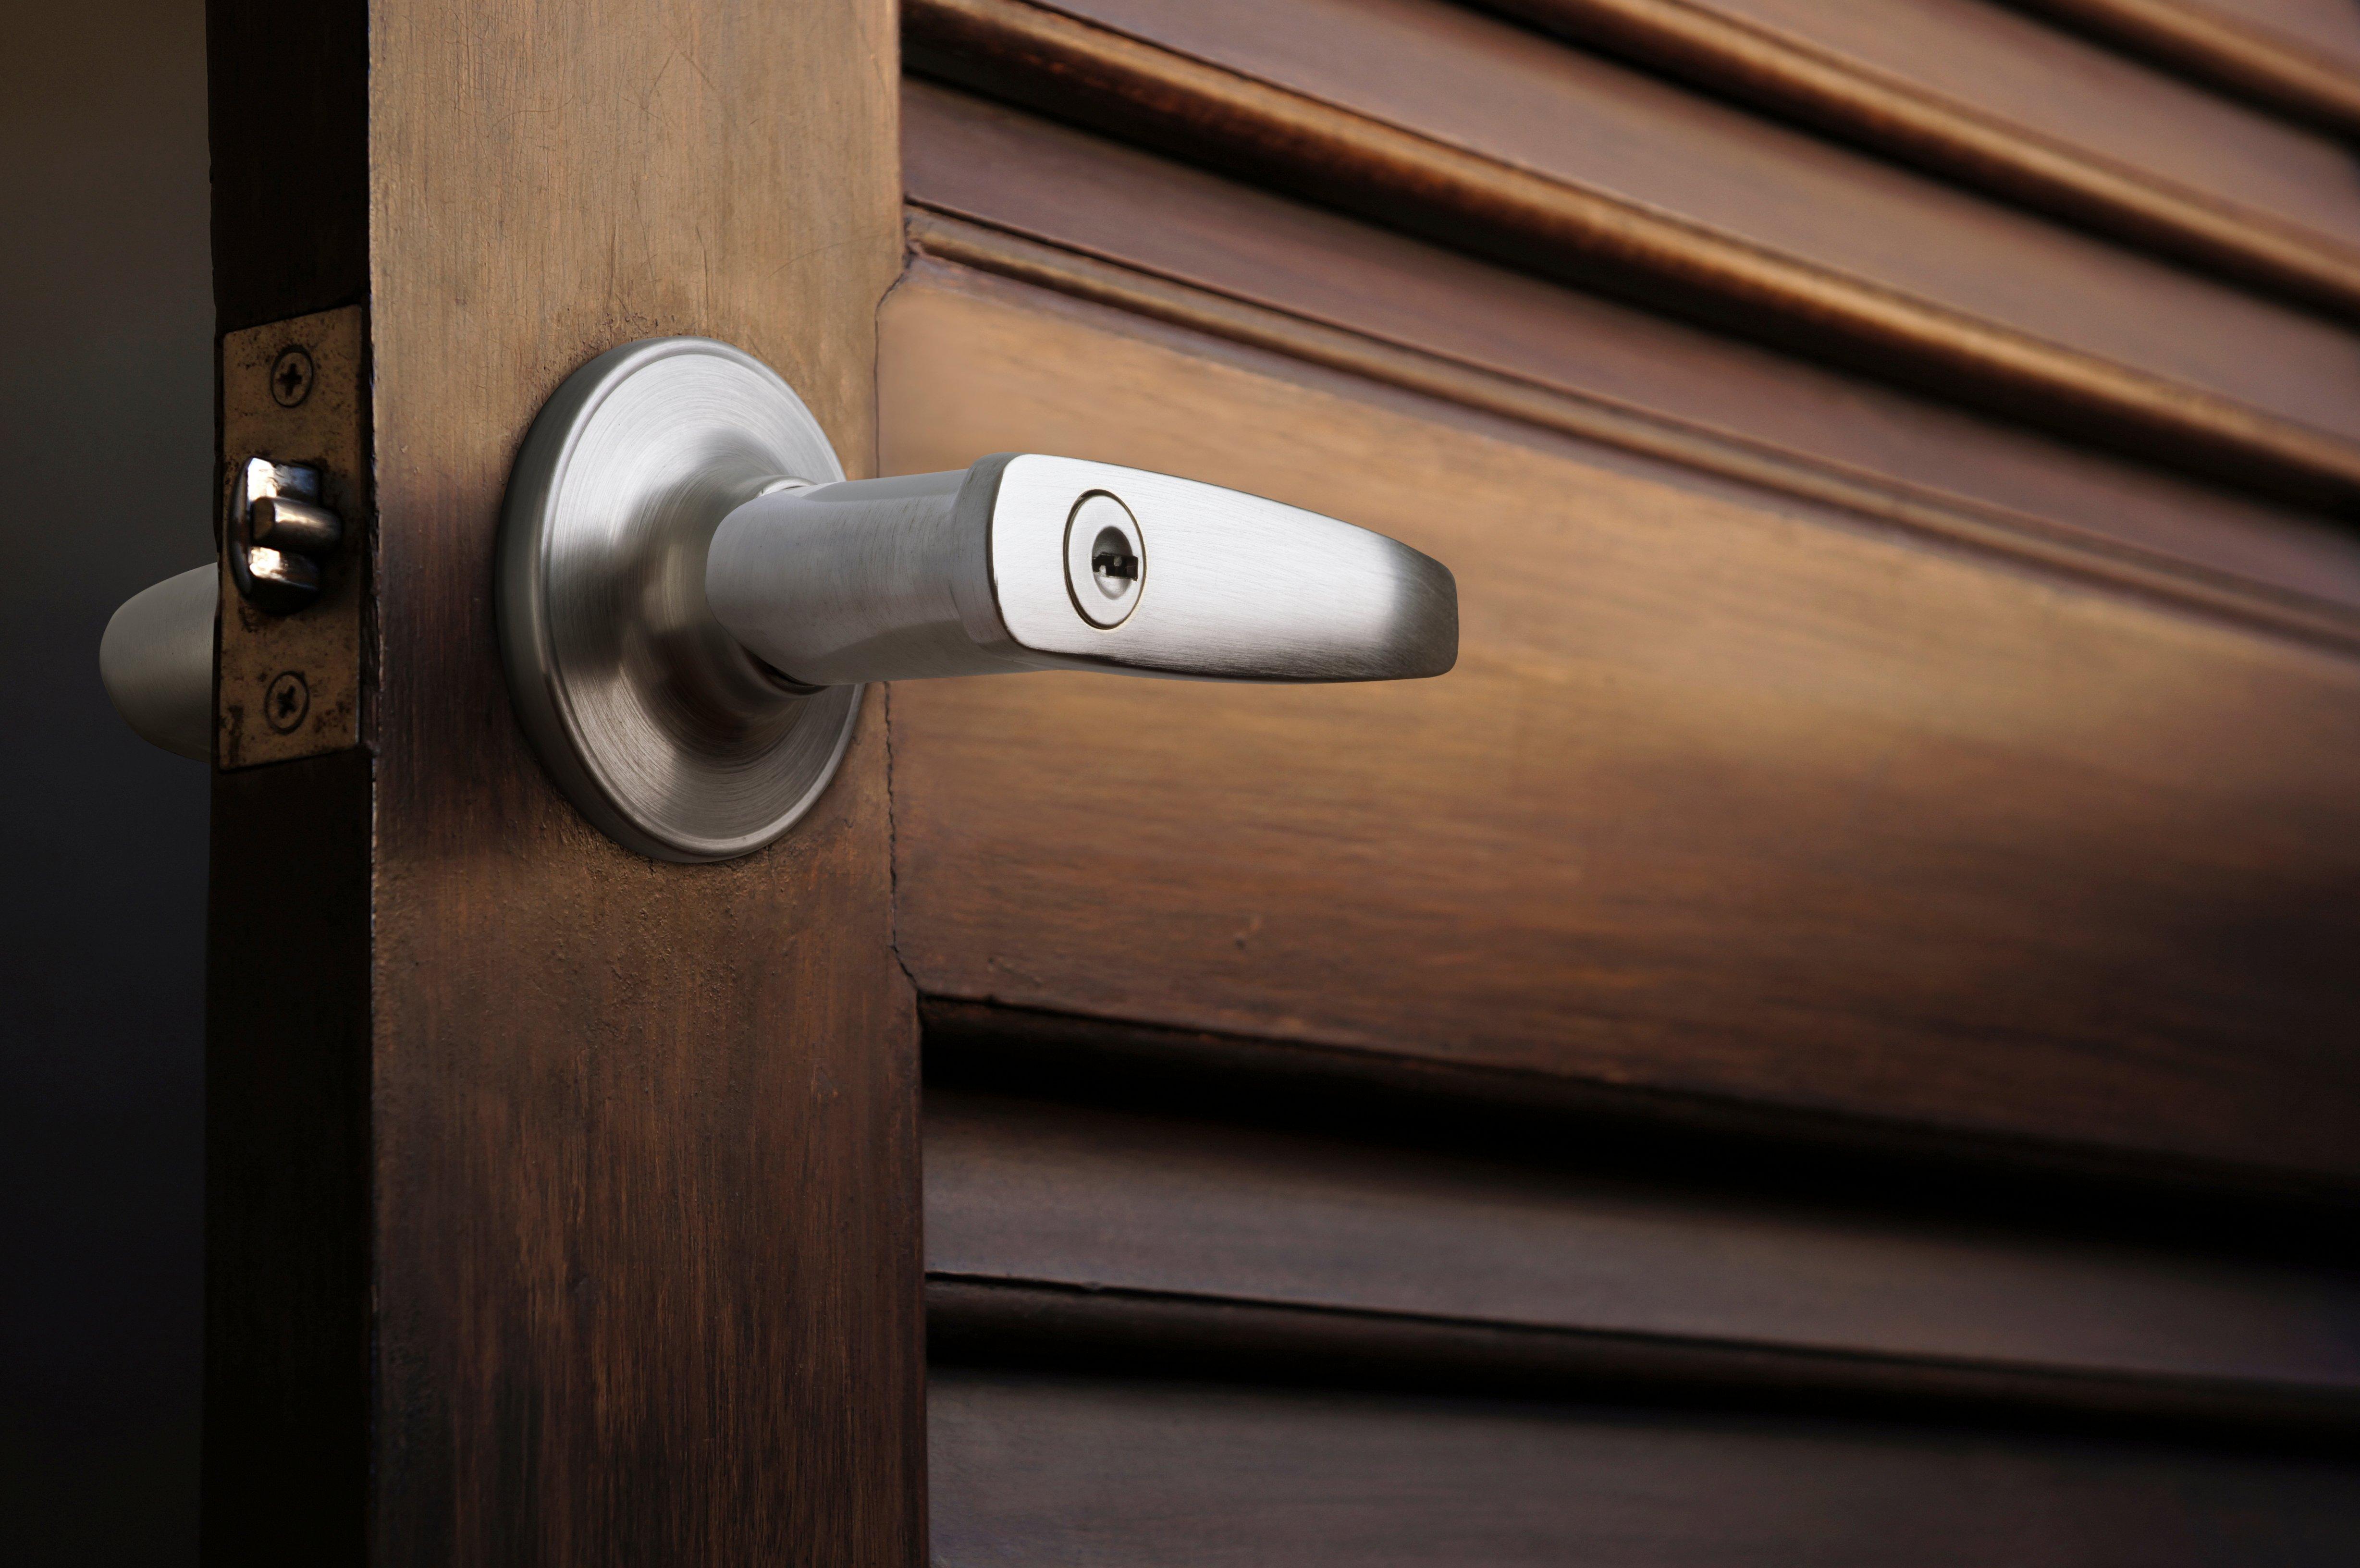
901 83 2360 636
924 1091 2360 1416
2014 0 2360 135
1478 0 2360 317
902 0 2360 508
930 1370 2360 1566
366 0 916 1554
878 265 2360 1186
1631 0 2360 248
205 0 921 1562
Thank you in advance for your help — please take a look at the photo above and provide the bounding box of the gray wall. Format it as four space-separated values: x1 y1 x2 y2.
0 0 213 1560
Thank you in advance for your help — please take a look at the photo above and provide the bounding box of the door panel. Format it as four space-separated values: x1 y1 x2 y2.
931 1370 2360 1568
880 262 2360 1182
926 1090 2360 1402
199 0 2360 1558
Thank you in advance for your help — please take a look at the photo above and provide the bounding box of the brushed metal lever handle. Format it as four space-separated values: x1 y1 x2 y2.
706 455 1457 688
497 338 1459 861
101 337 1461 866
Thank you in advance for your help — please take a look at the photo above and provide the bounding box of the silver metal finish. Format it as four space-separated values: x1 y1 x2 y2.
709 454 1457 686
493 335 1455 862
497 338 860 863
229 457 344 613
106 337 1458 844
100 564 216 761
1065 492 1143 628
251 494 342 553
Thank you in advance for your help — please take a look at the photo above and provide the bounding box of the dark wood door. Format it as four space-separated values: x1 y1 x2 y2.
889 0 2360 1562
202 0 917 1561
206 0 2360 1562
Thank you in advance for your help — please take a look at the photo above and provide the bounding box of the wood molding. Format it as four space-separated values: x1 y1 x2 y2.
1481 0 2360 322
929 1278 2360 1438
2012 0 2360 137
924 1089 2360 1431
909 209 2360 656
918 998 2360 1215
901 0 2360 511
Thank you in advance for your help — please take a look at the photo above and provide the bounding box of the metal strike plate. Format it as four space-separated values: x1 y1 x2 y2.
217 306 369 768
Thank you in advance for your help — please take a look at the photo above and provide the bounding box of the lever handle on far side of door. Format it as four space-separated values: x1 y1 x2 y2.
100 336 1459 864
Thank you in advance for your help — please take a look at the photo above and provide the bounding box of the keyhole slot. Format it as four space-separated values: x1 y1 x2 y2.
1065 492 1145 628
1091 527 1140 589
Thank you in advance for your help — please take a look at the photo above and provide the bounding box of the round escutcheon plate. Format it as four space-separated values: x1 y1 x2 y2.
497 337 860 862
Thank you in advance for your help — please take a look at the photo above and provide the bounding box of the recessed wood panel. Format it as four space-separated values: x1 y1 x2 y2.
925 1090 2360 1399
879 263 2360 1183
930 1370 2360 1567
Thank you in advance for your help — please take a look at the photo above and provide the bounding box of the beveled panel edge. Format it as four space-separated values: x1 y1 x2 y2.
2012 0 2360 137
1477 0 2360 321
926 1277 2360 1442
907 208 2360 659
902 0 2360 512
919 999 2360 1218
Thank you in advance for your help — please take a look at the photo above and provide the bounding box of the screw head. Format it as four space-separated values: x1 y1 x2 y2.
263 670 311 733
270 347 315 407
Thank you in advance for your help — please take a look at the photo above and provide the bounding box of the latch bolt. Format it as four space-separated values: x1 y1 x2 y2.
230 456 344 614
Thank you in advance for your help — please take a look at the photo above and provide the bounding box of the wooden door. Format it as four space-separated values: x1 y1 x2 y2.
203 0 917 1562
887 0 2360 1562
207 0 2360 1563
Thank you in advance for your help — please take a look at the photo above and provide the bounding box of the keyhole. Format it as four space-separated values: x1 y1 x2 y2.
1091 527 1139 594
1064 492 1145 628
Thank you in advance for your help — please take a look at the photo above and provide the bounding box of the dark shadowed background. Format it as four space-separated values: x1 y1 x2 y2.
0 0 213 1560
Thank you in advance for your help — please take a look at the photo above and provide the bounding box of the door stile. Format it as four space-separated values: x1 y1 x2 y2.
202 0 922 1562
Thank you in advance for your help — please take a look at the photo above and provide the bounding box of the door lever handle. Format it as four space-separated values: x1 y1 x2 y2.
706 453 1457 687
99 337 1460 865
498 338 1457 861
